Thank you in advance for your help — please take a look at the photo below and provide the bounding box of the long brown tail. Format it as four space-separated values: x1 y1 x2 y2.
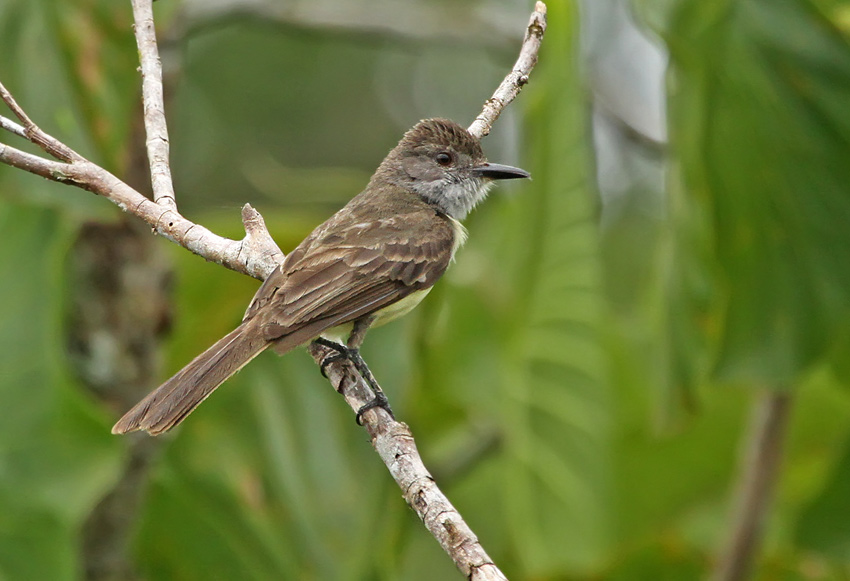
112 321 270 436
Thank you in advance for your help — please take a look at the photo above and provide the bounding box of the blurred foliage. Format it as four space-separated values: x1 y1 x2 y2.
665 0 850 386
1 0 850 580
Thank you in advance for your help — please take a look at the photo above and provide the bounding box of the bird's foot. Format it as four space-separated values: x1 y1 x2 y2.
355 391 394 425
313 338 395 424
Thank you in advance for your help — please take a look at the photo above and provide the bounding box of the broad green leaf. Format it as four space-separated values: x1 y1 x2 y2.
666 0 850 384
502 3 609 572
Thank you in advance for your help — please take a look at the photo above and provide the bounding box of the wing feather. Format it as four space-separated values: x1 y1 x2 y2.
254 208 455 340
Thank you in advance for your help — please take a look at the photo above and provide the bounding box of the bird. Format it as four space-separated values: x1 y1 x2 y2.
112 118 529 435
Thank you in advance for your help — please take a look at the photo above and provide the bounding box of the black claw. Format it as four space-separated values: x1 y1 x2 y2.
314 338 352 391
355 391 394 425
315 339 348 373
319 352 346 379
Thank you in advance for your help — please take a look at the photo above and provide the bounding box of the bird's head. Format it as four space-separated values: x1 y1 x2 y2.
379 118 529 220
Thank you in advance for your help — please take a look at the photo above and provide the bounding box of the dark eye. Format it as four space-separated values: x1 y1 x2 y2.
435 152 452 166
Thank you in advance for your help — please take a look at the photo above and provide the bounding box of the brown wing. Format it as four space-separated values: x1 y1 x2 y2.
249 209 456 341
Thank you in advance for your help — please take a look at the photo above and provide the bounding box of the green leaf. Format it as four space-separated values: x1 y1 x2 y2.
666 0 850 384
505 4 610 573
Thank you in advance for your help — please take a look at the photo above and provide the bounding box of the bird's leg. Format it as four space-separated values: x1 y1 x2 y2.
345 318 395 424
313 316 395 424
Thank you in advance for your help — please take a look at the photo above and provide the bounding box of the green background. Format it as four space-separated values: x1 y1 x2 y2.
1 0 850 579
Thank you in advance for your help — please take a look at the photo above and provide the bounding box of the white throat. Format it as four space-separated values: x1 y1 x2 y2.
411 176 494 221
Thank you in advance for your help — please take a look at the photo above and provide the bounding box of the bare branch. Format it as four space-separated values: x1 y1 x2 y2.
0 80 85 162
0 142 65 178
467 1 547 140
308 342 509 581
0 114 27 139
0 140 281 280
132 0 177 209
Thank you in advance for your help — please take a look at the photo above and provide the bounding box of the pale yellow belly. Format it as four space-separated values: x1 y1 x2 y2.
319 287 433 344
371 287 433 326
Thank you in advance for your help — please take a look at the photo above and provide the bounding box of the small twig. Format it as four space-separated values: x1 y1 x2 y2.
239 204 286 274
0 80 85 162
0 81 37 127
0 114 27 139
467 1 547 140
711 390 793 581
132 0 177 209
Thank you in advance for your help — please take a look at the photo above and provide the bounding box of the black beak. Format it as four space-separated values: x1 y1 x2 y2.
472 162 531 180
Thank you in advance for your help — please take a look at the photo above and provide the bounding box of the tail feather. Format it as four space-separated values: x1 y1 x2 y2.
112 322 269 435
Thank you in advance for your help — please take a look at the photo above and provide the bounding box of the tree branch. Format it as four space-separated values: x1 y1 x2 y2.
467 1 547 140
308 342 508 581
0 138 281 278
711 390 793 581
0 1 548 578
0 81 85 162
0 90 281 279
0 114 27 139
132 0 177 208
